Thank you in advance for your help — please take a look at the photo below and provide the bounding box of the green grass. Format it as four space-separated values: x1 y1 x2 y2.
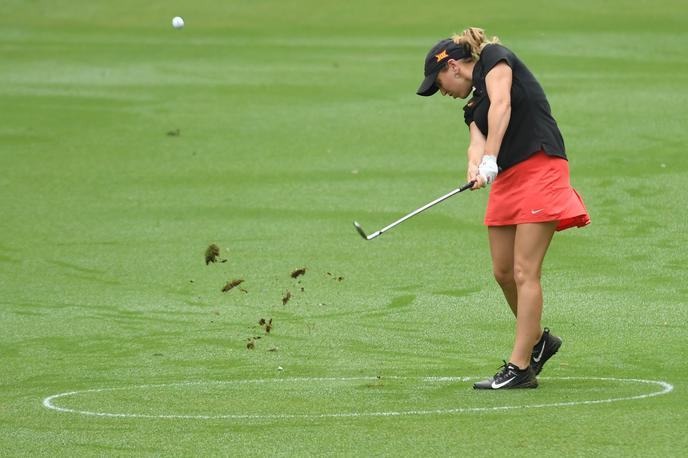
1 0 687 455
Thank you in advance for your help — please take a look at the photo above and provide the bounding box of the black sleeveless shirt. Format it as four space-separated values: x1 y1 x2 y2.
463 44 566 171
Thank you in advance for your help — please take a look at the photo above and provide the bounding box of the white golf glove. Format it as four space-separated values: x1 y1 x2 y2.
478 155 499 185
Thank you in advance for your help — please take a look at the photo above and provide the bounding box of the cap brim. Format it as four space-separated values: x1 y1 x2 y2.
417 72 440 96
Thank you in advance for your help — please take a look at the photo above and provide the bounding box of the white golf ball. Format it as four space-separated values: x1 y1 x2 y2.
277 366 284 371
172 16 185 29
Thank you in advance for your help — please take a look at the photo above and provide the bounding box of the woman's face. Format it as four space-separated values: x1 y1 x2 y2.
436 59 473 99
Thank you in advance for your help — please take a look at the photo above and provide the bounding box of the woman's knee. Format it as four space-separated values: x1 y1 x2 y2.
513 263 541 286
493 267 515 287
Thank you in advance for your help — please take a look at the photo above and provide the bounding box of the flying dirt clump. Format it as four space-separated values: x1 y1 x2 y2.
205 244 220 264
282 291 291 305
327 272 344 281
291 267 306 279
289 268 307 296
222 279 244 292
246 335 263 350
259 318 273 334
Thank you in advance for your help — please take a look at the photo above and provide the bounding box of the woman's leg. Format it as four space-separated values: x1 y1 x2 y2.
488 225 518 316
509 221 557 368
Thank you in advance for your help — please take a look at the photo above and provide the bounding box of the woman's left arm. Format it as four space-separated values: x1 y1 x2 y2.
484 62 512 156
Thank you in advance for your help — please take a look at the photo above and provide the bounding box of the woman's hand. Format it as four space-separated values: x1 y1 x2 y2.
468 155 498 190
467 122 487 190
467 162 484 190
471 174 486 190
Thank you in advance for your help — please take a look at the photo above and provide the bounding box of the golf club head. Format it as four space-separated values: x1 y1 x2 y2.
353 221 369 240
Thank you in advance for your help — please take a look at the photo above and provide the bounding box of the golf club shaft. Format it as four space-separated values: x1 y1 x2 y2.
373 181 475 238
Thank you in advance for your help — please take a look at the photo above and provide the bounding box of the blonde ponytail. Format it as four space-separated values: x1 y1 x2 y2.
452 27 500 60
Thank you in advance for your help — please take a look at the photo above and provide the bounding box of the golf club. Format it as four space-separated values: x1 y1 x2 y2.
353 180 476 240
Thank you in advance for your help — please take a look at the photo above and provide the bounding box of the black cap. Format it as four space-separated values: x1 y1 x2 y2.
417 39 471 96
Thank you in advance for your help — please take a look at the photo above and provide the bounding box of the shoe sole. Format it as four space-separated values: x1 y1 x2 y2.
473 379 539 390
473 383 538 390
509 378 539 389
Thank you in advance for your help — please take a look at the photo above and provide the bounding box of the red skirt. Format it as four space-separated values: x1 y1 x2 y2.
485 151 590 231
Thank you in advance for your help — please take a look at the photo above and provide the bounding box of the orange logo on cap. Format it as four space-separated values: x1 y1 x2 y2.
435 50 449 62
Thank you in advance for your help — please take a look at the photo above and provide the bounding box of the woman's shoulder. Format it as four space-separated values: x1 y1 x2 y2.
478 43 518 75
480 43 517 62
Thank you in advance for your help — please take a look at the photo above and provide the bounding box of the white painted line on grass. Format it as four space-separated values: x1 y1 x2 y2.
42 376 674 420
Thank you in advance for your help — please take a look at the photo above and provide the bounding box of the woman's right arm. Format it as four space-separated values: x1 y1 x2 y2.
467 121 487 188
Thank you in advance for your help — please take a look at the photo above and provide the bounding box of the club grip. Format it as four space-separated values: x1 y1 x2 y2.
460 180 476 192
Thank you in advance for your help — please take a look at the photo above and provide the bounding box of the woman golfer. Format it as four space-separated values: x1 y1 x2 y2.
417 28 590 389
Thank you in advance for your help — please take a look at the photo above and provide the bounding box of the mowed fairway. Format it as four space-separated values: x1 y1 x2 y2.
1 0 687 455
